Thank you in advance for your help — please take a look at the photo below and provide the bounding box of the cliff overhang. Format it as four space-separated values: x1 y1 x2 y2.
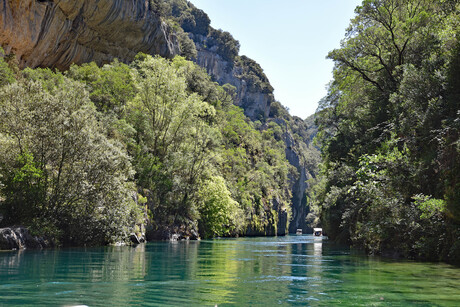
0 0 178 70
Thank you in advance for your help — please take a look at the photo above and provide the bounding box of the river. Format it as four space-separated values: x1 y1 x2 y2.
0 235 459 306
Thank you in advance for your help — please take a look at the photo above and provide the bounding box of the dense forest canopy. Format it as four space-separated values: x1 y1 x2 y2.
0 49 296 244
312 0 460 262
0 0 320 246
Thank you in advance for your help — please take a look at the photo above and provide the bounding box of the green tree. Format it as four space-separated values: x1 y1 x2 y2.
0 48 15 87
66 60 135 116
316 0 460 262
0 78 139 245
197 176 242 238
127 55 219 237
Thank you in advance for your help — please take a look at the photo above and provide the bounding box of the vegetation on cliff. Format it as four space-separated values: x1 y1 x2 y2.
154 0 275 106
0 0 319 246
0 50 294 244
313 0 460 262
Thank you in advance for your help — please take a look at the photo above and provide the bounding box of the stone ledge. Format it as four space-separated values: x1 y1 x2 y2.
0 227 53 250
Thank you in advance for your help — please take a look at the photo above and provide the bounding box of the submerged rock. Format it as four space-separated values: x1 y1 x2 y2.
0 227 53 250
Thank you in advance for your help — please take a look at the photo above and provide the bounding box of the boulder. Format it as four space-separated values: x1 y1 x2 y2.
0 227 52 250
129 233 141 245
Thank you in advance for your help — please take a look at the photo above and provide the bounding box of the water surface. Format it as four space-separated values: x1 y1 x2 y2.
0 236 459 306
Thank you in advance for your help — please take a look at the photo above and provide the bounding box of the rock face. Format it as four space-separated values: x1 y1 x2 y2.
244 197 287 237
273 197 288 236
0 0 178 70
0 227 53 250
284 133 310 234
194 38 273 121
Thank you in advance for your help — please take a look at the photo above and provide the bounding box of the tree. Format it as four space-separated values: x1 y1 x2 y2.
127 55 219 237
0 48 15 87
66 60 135 116
197 176 242 238
0 77 139 245
316 0 460 262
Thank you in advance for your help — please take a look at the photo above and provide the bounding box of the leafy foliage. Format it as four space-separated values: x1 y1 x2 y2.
66 60 135 116
197 176 242 238
315 0 460 262
0 50 298 243
0 75 139 245
0 48 15 87
206 28 241 62
126 55 220 237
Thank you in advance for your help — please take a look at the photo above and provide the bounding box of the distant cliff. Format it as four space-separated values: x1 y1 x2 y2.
268 115 320 234
0 0 178 70
193 38 319 233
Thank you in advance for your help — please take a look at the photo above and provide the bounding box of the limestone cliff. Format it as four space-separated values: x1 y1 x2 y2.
284 130 313 234
267 115 319 234
0 0 178 70
194 38 274 120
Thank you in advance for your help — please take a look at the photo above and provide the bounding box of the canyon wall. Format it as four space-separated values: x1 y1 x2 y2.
195 41 273 121
0 0 178 70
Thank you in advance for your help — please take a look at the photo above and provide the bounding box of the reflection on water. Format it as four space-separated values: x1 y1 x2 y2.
0 236 459 306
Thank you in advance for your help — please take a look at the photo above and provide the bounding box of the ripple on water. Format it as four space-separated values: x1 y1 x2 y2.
0 236 459 306
55 290 75 295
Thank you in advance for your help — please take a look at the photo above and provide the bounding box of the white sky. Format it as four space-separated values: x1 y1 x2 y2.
189 0 362 119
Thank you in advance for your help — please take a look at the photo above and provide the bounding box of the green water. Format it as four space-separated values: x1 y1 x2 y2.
0 236 459 306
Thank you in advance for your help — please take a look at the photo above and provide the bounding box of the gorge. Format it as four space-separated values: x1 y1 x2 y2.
3 0 457 264
0 0 318 244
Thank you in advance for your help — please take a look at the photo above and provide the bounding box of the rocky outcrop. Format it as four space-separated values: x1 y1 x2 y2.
0 227 53 250
129 233 145 245
0 0 178 70
194 37 273 121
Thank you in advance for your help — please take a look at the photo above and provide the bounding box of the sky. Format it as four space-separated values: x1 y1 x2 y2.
188 0 362 119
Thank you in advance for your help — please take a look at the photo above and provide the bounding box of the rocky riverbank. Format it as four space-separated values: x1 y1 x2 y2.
0 227 54 250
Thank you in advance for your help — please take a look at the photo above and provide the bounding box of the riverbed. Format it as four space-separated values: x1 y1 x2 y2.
1 236 459 306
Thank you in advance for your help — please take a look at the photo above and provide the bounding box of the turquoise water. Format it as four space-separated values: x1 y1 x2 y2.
0 236 459 306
